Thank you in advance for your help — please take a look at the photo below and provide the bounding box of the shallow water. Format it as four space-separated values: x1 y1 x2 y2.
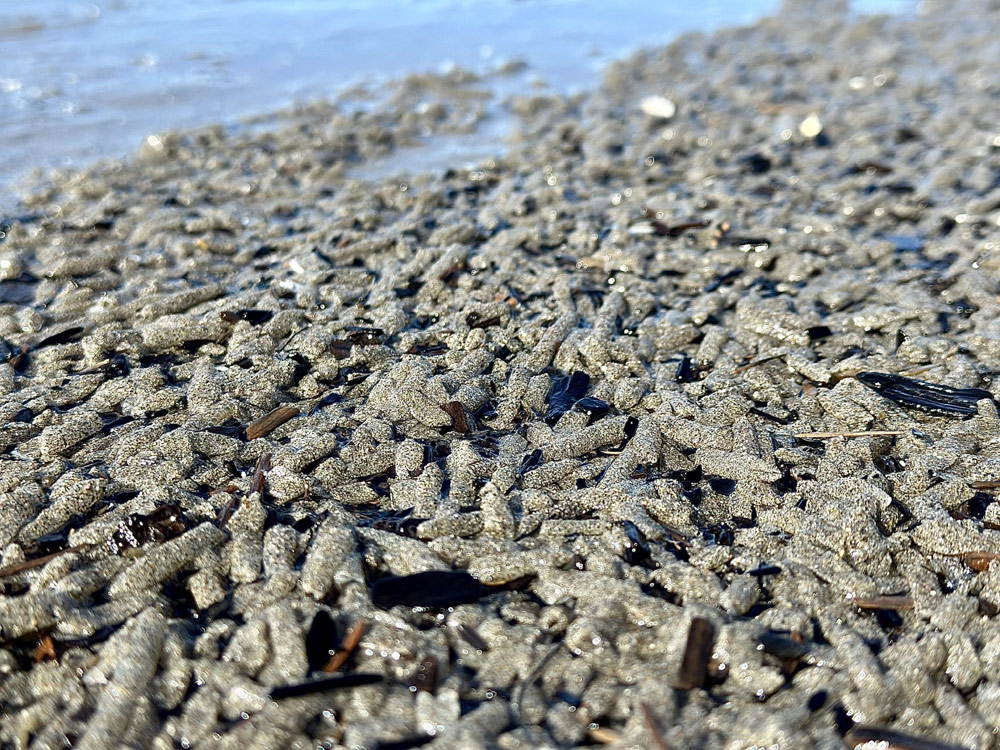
1 0 915 209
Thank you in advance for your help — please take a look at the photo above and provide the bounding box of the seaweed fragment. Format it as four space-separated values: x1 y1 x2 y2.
454 622 489 652
650 219 710 237
758 631 809 660
856 371 995 417
329 339 353 359
742 153 772 173
620 521 654 566
371 570 485 609
360 508 425 538
0 545 86 579
518 448 544 477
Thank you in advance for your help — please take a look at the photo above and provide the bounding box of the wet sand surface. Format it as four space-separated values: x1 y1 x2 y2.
2 1 1000 748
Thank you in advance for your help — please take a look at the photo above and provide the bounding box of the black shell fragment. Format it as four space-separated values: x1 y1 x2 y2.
856 371 995 418
370 570 485 609
305 610 341 672
219 309 274 325
107 502 190 556
36 326 85 349
573 396 610 422
545 371 590 424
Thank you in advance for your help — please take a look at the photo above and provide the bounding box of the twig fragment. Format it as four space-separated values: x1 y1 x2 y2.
323 620 366 673
793 430 905 439
853 595 913 611
246 406 299 441
219 452 271 530
0 545 86 579
640 702 671 750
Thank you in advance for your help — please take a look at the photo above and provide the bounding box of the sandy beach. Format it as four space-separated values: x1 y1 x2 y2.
2 1 1000 748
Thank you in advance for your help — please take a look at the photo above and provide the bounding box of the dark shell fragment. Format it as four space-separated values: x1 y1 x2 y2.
545 371 590 424
573 396 610 422
305 610 341 673
410 655 438 694
441 401 468 433
856 371 995 418
219 309 273 325
677 617 716 690
370 570 485 609
345 326 385 346
107 502 191 556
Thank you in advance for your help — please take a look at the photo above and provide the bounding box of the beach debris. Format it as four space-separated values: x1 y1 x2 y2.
856 371 995 417
107 502 190 556
245 405 300 441
270 673 383 699
305 610 340 672
218 452 271 529
219 309 273 325
843 725 971 750
545 371 591 424
0 544 86 579
323 620 366 672
793 430 905 439
345 326 385 346
371 570 486 609
853 595 913 611
798 113 823 138
639 95 677 120
639 702 671 750
441 401 469 433
677 617 716 689
410 655 438 693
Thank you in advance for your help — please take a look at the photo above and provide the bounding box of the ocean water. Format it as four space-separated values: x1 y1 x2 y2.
0 0 916 207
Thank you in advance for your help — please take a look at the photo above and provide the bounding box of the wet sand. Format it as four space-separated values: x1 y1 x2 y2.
1 2 1000 748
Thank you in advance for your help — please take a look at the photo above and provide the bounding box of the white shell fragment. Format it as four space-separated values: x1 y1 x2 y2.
639 94 677 119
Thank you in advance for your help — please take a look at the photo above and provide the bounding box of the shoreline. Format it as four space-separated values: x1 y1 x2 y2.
1 2 1000 749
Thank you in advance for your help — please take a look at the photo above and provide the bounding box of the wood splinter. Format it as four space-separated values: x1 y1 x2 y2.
853 595 914 611
323 620 366 673
245 406 300 441
793 430 905 439
219 452 272 530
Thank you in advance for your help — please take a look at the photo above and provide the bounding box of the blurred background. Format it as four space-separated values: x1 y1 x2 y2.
1 0 916 206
